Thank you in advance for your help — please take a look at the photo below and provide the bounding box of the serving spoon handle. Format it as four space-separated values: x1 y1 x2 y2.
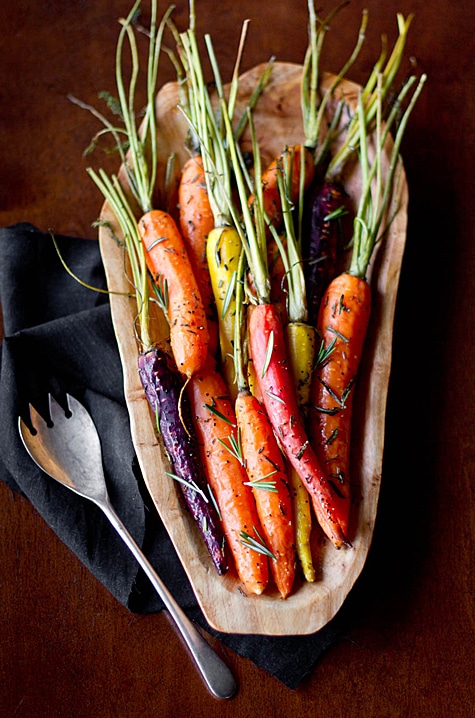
97 495 237 700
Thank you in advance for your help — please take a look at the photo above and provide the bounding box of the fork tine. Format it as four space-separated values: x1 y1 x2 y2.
28 402 50 432
48 393 73 424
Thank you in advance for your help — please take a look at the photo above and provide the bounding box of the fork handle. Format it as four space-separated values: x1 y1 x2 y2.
98 497 237 699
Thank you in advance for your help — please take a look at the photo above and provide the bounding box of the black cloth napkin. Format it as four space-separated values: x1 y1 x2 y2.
0 223 348 689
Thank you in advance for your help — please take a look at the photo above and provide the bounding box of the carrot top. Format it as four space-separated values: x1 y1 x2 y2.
73 0 175 351
302 1 368 160
348 70 426 280
326 13 415 183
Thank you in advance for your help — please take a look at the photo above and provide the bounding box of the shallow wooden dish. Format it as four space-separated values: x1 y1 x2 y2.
98 62 408 635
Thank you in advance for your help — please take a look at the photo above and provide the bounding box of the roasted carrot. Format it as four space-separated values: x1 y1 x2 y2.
248 2 367 241
85 1 210 381
308 69 427 539
178 23 244 398
286 320 317 581
235 390 295 598
139 209 209 378
187 355 269 595
178 154 219 356
165 13 219 358
265 159 319 576
249 303 348 548
303 181 345 326
234 254 296 598
308 273 370 535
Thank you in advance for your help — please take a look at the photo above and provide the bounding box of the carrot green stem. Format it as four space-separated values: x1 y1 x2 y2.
233 248 249 392
348 71 427 278
326 13 414 181
222 105 270 304
273 159 307 324
80 0 175 350
302 1 367 157
234 56 275 141
115 1 174 212
87 166 152 349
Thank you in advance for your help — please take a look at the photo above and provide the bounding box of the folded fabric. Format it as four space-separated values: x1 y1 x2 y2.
0 223 348 689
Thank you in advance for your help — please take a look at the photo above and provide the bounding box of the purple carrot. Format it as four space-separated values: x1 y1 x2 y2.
304 180 344 326
138 348 228 575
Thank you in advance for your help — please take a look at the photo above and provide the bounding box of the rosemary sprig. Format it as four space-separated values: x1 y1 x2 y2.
217 427 244 465
165 471 209 503
315 336 337 369
204 401 235 425
240 528 276 560
244 471 278 494
261 330 274 378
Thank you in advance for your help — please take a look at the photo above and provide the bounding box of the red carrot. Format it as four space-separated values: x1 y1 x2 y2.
249 303 348 548
221 91 349 549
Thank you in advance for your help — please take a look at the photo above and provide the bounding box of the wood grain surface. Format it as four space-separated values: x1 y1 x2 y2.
1 0 474 715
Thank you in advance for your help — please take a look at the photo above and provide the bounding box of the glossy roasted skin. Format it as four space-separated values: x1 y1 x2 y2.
206 225 242 400
139 209 210 378
249 144 315 233
248 303 348 548
286 320 317 582
308 271 371 540
304 180 344 326
178 154 219 356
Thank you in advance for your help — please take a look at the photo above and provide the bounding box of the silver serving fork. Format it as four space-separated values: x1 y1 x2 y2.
18 393 236 700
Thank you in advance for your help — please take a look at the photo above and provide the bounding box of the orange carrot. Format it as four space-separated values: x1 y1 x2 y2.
235 390 295 598
178 154 219 356
249 145 314 233
139 209 209 379
308 273 371 538
233 256 295 598
307 68 426 540
187 356 269 595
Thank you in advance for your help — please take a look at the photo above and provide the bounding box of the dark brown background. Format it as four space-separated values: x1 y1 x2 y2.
1 1 474 716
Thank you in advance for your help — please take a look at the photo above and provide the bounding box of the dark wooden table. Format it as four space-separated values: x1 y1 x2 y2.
1 1 474 716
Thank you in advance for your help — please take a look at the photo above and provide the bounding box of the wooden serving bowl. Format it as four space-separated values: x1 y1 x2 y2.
98 62 408 635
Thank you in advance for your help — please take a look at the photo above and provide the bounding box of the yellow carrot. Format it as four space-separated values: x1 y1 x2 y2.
286 321 317 581
206 225 241 399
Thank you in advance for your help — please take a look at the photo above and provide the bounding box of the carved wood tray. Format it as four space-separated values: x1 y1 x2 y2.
98 62 408 635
